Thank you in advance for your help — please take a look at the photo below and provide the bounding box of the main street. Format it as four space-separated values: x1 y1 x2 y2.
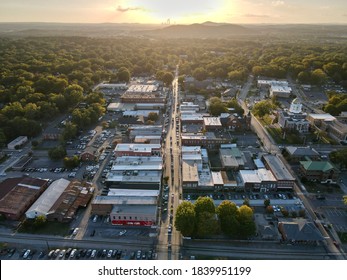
157 66 182 260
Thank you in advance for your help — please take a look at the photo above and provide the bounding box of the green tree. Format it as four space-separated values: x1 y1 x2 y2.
0 129 6 148
31 140 39 148
117 67 131 83
237 205 256 238
64 84 83 106
174 201 196 237
33 215 47 228
208 97 227 116
264 199 271 208
311 69 327 85
196 211 220 238
216 200 239 237
192 67 208 81
48 145 67 160
162 72 174 86
291 211 298 218
281 209 289 217
147 112 159 122
252 100 274 118
62 122 77 142
63 155 80 169
194 196 215 216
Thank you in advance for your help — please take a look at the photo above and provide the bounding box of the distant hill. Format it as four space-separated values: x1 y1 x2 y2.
142 23 255 38
0 22 160 37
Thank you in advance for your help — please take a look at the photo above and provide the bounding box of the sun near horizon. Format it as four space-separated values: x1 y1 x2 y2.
0 0 347 25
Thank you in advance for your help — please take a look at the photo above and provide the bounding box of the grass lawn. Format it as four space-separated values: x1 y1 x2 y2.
337 231 347 243
18 221 71 236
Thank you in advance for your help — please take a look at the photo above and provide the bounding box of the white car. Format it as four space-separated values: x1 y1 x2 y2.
72 228 79 236
23 249 31 259
119 230 127 236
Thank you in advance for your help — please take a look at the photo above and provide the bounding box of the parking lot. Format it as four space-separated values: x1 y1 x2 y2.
322 208 347 233
0 246 157 260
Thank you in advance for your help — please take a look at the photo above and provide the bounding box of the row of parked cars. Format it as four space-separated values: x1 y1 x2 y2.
47 248 123 260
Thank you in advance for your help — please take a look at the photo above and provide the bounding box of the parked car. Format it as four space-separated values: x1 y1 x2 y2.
91 250 97 258
107 250 113 258
23 249 31 259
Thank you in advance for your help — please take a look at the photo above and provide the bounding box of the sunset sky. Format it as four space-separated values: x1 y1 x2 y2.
0 0 347 24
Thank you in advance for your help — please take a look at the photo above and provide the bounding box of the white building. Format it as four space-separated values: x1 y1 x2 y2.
25 178 70 219
7 136 28 150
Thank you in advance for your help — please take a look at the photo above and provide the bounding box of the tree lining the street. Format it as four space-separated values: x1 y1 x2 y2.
175 197 256 239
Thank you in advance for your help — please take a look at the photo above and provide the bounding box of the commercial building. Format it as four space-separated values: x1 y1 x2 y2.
181 133 229 148
128 125 163 139
270 85 292 98
45 180 94 222
180 102 199 112
25 178 70 219
0 177 48 220
219 146 245 170
7 136 28 150
134 135 161 144
262 154 296 190
106 170 162 190
122 110 159 118
257 79 292 98
110 156 162 172
95 83 127 91
203 117 222 131
180 113 204 124
237 169 277 192
182 161 199 188
307 113 347 142
284 146 320 161
299 160 340 183
91 189 158 226
114 143 161 157
121 85 164 104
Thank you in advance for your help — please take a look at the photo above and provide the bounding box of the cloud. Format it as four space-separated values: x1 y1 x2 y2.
116 5 143 13
271 1 284 6
243 14 271 18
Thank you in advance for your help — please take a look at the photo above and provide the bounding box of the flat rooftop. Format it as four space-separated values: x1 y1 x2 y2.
126 84 158 93
111 156 163 171
114 143 161 153
182 146 201 154
308 113 336 122
212 171 224 185
93 196 157 205
106 170 161 183
123 110 159 117
198 168 213 187
262 154 295 181
271 85 292 93
111 204 157 215
182 161 199 183
203 117 222 126
108 189 159 197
